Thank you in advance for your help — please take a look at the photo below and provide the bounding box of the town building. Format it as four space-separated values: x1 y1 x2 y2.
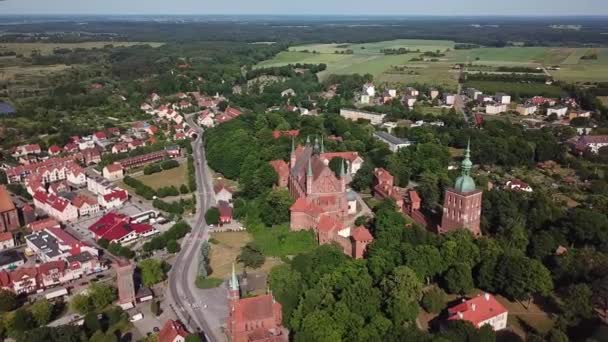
403 95 417 108
495 93 511 105
340 108 386 125
158 320 189 342
71 194 100 216
25 227 98 263
505 179 533 193
573 135 608 154
118 151 168 170
28 218 60 232
115 260 136 310
89 212 158 245
11 144 41 158
214 183 233 204
516 104 537 116
33 191 79 223
485 103 507 115
443 93 456 106
466 88 482 100
280 88 296 97
373 131 414 152
103 163 125 181
429 88 440 100
362 83 375 97
547 106 569 118
0 233 14 250
226 265 287 342
218 201 233 224
447 293 508 331
0 250 24 271
272 138 373 259
404 87 419 97
439 142 482 236
0 186 19 232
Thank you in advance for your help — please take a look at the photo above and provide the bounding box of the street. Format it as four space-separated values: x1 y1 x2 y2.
167 114 224 341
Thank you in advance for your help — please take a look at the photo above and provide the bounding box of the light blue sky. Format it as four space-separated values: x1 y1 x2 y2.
0 0 606 15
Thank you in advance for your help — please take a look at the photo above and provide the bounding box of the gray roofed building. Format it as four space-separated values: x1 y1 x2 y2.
374 131 414 152
0 250 24 271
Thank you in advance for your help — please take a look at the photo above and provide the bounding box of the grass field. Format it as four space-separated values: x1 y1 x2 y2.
599 96 608 106
208 231 283 279
0 42 164 56
257 40 608 85
136 163 187 190
0 64 72 80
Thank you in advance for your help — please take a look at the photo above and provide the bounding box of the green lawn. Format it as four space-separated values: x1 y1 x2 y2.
135 164 188 190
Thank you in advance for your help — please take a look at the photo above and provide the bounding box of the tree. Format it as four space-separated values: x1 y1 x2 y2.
30 299 53 326
205 207 220 225
561 283 593 326
261 188 293 226
139 259 167 286
89 330 117 342
328 157 345 178
84 312 100 334
97 238 110 249
238 243 266 269
0 289 18 312
70 294 93 315
269 264 303 327
180 184 190 194
421 287 447 313
150 300 161 316
88 284 116 311
494 253 553 302
593 275 608 319
443 263 474 294
167 240 181 253
10 308 34 334
380 266 423 324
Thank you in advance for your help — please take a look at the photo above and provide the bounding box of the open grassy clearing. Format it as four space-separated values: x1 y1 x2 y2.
136 163 187 190
598 96 608 106
0 64 73 81
257 40 608 85
0 42 164 56
208 231 283 279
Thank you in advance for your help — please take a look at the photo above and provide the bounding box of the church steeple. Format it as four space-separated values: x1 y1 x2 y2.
290 136 296 168
230 263 239 292
313 137 320 155
306 135 311 146
454 139 475 193
306 158 313 194
320 136 325 154
228 262 240 305
461 139 473 176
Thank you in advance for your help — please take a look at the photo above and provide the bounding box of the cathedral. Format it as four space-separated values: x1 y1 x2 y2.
270 137 373 259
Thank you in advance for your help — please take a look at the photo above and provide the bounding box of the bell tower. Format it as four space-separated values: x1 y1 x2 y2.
440 140 483 236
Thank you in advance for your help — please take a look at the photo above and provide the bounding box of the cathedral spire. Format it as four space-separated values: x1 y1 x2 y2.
320 136 325 154
461 139 473 177
340 159 346 178
230 263 239 292
306 135 311 146
307 158 313 177
313 136 320 155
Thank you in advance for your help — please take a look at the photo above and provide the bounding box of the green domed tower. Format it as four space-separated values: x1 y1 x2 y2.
440 139 483 236
454 140 476 193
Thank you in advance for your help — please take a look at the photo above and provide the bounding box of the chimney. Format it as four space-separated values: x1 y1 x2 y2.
458 312 463 319
472 304 476 311
484 293 490 301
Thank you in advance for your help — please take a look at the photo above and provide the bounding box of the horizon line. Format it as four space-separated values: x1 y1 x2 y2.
1 13 608 17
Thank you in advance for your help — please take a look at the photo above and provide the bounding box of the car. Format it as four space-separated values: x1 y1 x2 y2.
153 327 160 332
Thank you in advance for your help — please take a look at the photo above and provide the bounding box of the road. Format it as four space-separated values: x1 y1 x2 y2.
167 114 220 341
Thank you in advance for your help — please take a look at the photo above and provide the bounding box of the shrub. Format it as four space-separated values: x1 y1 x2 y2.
161 159 179 170
421 287 447 313
205 207 220 225
143 163 162 175
166 240 181 253
180 184 190 194
238 243 265 269
195 277 223 289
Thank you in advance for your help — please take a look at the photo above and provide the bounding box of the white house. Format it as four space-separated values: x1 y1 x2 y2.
495 93 511 105
516 104 537 116
103 163 125 181
374 131 414 152
403 95 417 108
281 88 296 97
429 88 440 100
547 106 569 118
448 293 508 331
0 233 14 251
404 87 419 97
443 93 456 106
214 183 233 205
362 83 375 97
359 94 371 105
505 179 533 193
466 88 482 100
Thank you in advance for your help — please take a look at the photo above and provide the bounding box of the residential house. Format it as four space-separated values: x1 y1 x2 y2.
362 83 375 97
81 147 102 165
573 135 608 154
403 95 417 108
404 87 419 97
214 183 233 204
466 88 482 100
0 250 24 271
118 151 168 170
26 227 99 263
98 189 129 209
48 145 62 156
429 88 440 100
9 267 38 294
72 194 100 216
569 110 592 120
281 88 296 97
12 144 41 158
477 94 494 104
33 191 78 223
28 218 60 232
505 179 533 193
103 163 125 181
447 293 508 331
218 201 233 224
112 143 129 154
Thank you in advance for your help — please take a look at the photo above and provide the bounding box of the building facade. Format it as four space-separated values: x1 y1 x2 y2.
0 186 19 232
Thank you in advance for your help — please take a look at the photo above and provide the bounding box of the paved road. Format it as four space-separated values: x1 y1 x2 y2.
168 115 221 341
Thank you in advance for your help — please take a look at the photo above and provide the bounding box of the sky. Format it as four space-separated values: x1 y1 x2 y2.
0 0 607 16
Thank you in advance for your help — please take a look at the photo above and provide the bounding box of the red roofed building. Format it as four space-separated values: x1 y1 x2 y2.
227 265 287 342
71 194 100 216
0 232 14 250
103 163 125 181
218 201 233 224
33 191 78 223
11 144 41 158
9 267 38 294
272 130 300 139
448 293 508 331
273 138 372 259
118 151 168 170
572 135 608 154
158 320 189 342
225 107 242 118
89 212 157 244
114 259 136 309
505 179 533 193
28 218 60 232
99 189 129 209
48 145 62 156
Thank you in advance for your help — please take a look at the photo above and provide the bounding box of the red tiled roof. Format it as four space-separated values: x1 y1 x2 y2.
218 201 233 218
48 145 62 154
105 163 123 173
94 131 106 139
103 189 128 202
235 294 275 321
0 232 12 242
89 212 150 241
272 130 300 139
289 198 323 216
0 271 10 287
158 320 189 342
0 186 16 213
317 215 343 233
321 151 361 162
269 160 289 179
351 226 373 242
47 227 80 246
9 267 36 283
28 218 60 231
448 293 508 326
38 260 66 276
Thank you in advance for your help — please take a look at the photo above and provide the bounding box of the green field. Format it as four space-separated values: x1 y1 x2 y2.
0 42 164 56
257 40 608 85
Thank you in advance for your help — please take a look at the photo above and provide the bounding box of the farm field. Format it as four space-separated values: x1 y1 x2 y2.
0 41 164 56
257 40 608 85
136 163 188 190
0 64 73 80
